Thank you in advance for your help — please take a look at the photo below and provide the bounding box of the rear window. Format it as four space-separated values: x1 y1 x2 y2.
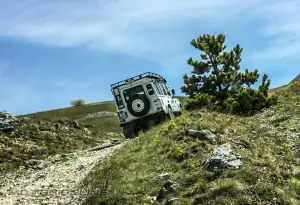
123 85 145 102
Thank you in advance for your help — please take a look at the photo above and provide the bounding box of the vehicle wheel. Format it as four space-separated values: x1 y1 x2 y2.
167 107 175 120
122 123 135 139
159 112 168 123
127 94 151 117
145 119 156 130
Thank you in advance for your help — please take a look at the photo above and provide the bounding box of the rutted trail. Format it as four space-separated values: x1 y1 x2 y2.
0 140 128 205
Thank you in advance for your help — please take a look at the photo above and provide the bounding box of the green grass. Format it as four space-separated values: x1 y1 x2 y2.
176 95 189 105
81 82 300 205
83 116 122 137
19 101 116 120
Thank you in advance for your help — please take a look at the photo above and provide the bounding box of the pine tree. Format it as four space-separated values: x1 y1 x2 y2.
182 34 277 113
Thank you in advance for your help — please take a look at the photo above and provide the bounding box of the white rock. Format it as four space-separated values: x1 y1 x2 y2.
205 143 243 170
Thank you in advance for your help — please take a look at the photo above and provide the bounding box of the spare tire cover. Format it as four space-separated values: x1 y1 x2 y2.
127 94 150 117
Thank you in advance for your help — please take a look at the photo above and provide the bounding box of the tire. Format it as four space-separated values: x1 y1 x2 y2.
175 111 182 117
167 107 175 120
145 119 156 130
127 94 150 118
159 112 168 123
122 123 135 139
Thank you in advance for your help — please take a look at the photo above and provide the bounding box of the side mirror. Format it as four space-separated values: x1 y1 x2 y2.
171 89 175 95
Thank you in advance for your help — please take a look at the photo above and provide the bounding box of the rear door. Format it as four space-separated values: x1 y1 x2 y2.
122 84 151 118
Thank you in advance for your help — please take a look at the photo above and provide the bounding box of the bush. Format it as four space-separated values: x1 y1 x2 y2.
219 89 278 114
185 93 216 110
185 87 278 114
70 99 85 107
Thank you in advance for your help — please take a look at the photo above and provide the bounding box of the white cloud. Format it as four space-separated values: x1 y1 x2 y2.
1 0 299 62
0 0 265 56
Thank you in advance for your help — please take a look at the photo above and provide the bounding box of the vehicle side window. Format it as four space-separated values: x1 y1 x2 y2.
159 84 167 95
154 83 163 95
146 84 155 95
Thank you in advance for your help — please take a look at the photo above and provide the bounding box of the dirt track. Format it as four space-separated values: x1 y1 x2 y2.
0 141 127 205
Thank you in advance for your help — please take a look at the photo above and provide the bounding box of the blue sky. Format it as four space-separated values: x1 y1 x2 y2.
0 0 299 115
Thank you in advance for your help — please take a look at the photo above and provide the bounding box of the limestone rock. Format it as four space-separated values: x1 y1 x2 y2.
0 112 19 132
205 143 243 170
146 196 157 203
24 159 46 169
156 173 170 185
186 129 216 141
78 111 117 121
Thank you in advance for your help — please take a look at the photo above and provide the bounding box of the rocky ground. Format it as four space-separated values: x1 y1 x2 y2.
0 139 128 205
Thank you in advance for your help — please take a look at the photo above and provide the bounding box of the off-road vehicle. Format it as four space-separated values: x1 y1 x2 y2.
111 72 182 138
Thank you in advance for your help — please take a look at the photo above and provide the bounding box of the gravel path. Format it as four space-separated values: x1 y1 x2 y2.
0 141 127 205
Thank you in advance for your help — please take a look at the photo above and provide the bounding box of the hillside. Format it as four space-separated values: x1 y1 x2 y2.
290 74 300 84
269 73 300 92
2 80 300 205
0 96 187 174
81 82 300 205
0 101 121 174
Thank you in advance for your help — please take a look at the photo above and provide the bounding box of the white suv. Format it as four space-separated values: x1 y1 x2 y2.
111 72 182 138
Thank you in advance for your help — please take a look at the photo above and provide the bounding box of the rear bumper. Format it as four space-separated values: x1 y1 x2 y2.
119 110 165 127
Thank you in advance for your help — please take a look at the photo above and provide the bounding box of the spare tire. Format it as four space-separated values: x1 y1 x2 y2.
127 94 150 117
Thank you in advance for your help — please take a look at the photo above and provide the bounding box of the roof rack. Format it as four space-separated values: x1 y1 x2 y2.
111 72 165 89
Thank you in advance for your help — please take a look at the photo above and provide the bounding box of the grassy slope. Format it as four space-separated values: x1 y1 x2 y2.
269 73 300 92
19 102 116 120
82 82 300 205
290 74 300 84
0 102 120 174
20 101 121 140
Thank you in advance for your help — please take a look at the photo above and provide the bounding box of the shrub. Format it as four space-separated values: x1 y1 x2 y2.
218 89 278 114
70 99 85 107
185 93 216 110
